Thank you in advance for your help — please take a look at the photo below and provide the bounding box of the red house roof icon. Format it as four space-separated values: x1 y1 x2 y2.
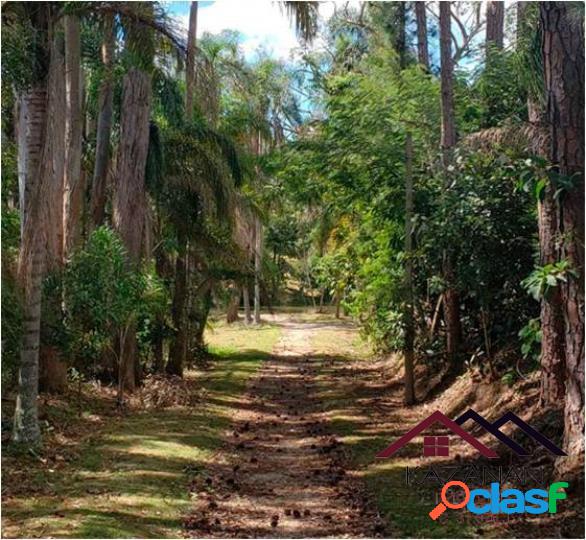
376 410 498 459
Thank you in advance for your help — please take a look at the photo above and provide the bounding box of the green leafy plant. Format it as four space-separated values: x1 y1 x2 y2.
522 260 577 300
518 317 541 362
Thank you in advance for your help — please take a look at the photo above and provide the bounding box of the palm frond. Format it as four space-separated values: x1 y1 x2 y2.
282 1 319 44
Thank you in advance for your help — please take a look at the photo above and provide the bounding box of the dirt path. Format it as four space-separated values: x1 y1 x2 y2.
184 316 380 538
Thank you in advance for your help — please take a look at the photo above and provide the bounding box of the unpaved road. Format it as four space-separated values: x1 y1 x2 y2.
184 316 381 538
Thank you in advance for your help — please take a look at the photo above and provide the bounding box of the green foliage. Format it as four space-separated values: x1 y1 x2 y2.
1 270 23 387
63 227 157 370
518 318 541 362
522 260 576 301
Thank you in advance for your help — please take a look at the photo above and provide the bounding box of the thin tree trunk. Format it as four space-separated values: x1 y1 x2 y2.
254 217 262 324
185 1 198 117
317 287 325 313
63 14 83 257
243 280 252 324
226 282 240 324
167 236 188 377
404 132 415 405
395 1 407 69
415 1 430 70
90 13 115 228
439 1 462 367
539 185 567 404
540 1 585 472
486 1 505 50
195 286 213 347
113 67 152 391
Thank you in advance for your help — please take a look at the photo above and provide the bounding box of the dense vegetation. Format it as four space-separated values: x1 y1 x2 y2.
1 0 584 526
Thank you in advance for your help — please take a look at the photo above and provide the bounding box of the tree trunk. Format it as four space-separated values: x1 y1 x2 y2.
113 67 152 391
439 1 462 366
440 2 457 155
317 287 325 313
395 2 407 69
404 133 416 405
90 13 115 228
243 280 252 324
195 287 213 347
226 282 240 324
63 14 83 257
13 236 44 444
539 185 567 404
12 4 51 445
17 88 47 243
13 81 49 444
13 83 48 445
486 1 505 50
254 217 262 324
167 236 188 377
515 1 567 404
185 1 198 117
540 1 585 472
415 1 430 70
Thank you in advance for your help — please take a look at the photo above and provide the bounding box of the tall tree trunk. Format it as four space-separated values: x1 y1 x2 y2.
486 1 505 50
254 217 262 324
90 14 115 228
394 1 407 69
113 67 152 391
243 280 252 324
540 1 585 472
539 186 567 404
404 133 416 405
12 3 52 445
439 1 462 366
13 82 48 444
167 236 187 377
63 14 83 257
516 2 567 403
415 1 430 70
185 1 198 117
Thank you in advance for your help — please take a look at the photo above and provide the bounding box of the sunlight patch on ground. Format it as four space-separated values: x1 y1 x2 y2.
1 322 281 539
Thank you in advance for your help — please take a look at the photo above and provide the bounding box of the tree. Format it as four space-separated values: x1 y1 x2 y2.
11 2 52 445
415 1 430 70
540 1 585 471
90 13 115 228
439 1 462 367
167 3 198 376
403 132 415 405
63 14 83 256
185 2 199 118
486 1 505 50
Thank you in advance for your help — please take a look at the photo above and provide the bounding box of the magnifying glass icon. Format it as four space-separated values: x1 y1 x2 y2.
429 481 470 520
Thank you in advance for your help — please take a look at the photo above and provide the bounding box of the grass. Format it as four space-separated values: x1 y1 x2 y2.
1 322 280 539
309 326 475 539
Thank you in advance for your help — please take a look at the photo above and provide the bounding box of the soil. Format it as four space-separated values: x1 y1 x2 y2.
184 316 382 538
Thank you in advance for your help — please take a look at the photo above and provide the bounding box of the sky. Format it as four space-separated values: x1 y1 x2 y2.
167 0 339 61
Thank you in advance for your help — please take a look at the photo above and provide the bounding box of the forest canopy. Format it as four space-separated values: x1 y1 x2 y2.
0 1 584 537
